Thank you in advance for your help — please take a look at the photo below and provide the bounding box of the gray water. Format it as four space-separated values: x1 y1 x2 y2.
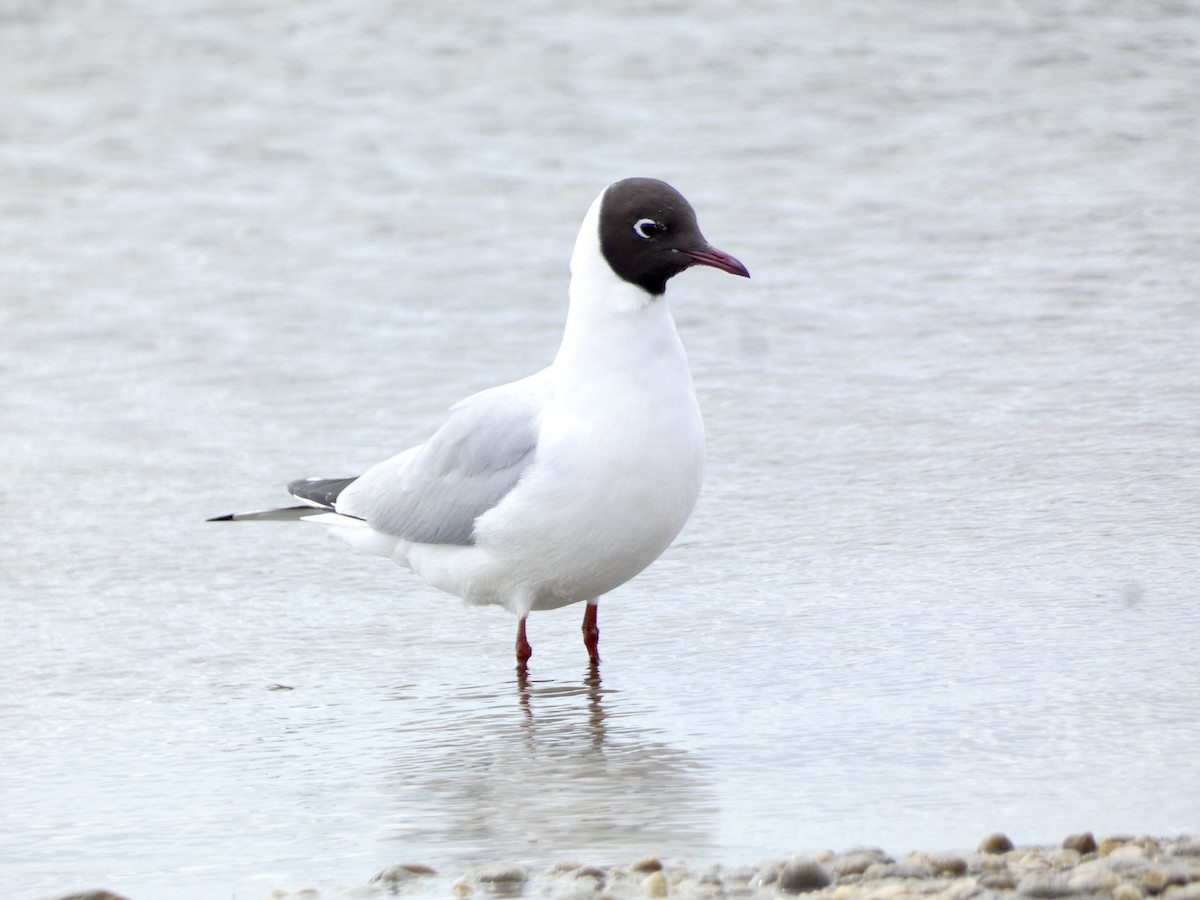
3 1 1199 898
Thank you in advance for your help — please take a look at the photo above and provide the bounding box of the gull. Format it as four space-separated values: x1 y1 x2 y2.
210 177 749 668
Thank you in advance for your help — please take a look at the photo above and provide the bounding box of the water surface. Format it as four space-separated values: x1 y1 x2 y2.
3 1 1199 898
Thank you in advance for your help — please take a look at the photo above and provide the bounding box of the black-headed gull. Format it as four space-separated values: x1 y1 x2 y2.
210 177 749 668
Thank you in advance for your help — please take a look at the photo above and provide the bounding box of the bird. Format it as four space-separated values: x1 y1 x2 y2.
209 177 750 669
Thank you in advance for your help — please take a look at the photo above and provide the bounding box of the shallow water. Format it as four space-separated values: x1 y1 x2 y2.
3 1 1199 898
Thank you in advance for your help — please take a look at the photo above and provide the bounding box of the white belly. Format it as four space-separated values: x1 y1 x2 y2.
383 281 707 618
405 370 705 615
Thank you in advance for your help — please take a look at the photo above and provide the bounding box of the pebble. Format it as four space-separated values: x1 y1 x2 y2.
479 867 528 883
1018 872 1077 897
1068 863 1123 892
755 862 783 887
475 867 528 898
644 869 670 897
57 833 1200 900
633 857 666 874
1063 832 1098 855
371 862 438 886
865 861 934 880
777 858 832 893
828 851 890 877
979 832 1016 854
930 854 969 877
978 870 1019 890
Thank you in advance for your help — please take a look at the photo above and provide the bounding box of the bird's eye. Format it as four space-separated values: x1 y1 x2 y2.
633 218 664 240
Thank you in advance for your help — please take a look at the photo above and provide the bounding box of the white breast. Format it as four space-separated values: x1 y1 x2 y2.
399 192 706 616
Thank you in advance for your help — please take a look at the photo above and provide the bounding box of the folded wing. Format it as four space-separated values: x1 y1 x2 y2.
332 381 544 546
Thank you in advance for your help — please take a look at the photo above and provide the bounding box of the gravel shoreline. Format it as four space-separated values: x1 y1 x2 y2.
53 833 1200 900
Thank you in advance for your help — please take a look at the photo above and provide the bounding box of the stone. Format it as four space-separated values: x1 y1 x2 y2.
372 863 437 888
1051 854 1089 873
1175 838 1200 858
979 834 1015 855
864 862 934 880
755 863 782 887
372 863 436 885
942 881 986 900
1146 867 1196 892
1106 847 1157 875
1018 873 1079 898
1016 847 1051 869
978 871 1018 891
726 865 758 886
1063 833 1098 855
1143 870 1170 892
1114 845 1152 862
862 884 906 900
1067 865 1121 892
778 858 832 894
844 846 891 859
863 862 895 880
53 894 131 900
927 854 968 877
478 867 527 884
1102 838 1137 856
698 868 724 886
351 844 1200 900
632 857 664 873
828 852 886 877
477 867 527 897
643 869 669 897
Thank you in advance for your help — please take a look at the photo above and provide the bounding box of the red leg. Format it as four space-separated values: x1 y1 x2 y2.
516 616 532 668
581 602 600 664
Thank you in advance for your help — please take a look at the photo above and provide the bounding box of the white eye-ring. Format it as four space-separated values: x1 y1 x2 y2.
633 218 664 240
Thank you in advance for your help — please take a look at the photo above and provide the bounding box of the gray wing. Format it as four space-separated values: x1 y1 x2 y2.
288 476 359 511
333 383 543 546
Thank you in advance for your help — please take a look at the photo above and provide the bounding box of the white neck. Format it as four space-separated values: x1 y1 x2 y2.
554 192 683 372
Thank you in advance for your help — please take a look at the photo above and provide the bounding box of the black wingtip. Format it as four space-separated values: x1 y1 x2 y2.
205 505 337 522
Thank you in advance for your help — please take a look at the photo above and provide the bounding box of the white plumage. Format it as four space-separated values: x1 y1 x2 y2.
211 177 749 667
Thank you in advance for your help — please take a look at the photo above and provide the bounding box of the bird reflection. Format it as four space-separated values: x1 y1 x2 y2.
380 665 715 866
515 663 605 750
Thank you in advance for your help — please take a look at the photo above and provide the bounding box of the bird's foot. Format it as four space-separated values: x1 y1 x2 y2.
516 616 533 669
581 603 600 664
